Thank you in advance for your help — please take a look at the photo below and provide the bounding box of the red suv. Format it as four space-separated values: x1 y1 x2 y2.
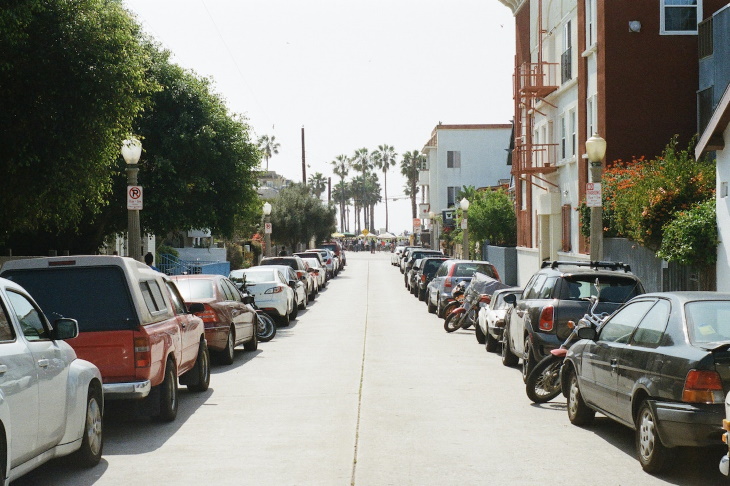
321 241 345 267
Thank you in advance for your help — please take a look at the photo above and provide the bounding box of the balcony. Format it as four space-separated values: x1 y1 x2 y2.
515 62 559 99
512 143 558 175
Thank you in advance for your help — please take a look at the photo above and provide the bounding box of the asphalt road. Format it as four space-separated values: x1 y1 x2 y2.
14 251 728 485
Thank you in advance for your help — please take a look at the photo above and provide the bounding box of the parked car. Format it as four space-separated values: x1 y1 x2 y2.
563 292 730 473
294 251 326 269
0 277 104 482
415 256 450 301
391 245 406 265
1 256 210 423
399 247 423 273
171 274 258 365
230 267 295 326
477 287 522 352
301 257 327 290
260 264 308 315
403 249 444 287
321 241 346 267
502 261 644 382
310 248 338 279
260 256 316 301
426 260 500 317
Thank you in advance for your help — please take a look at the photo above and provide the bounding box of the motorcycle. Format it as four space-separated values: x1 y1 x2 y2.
524 290 608 403
441 280 468 320
444 273 510 333
236 277 277 342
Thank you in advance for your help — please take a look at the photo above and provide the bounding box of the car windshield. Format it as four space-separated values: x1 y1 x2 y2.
242 270 276 283
261 258 297 270
175 279 214 300
562 276 642 303
685 301 730 344
454 263 494 278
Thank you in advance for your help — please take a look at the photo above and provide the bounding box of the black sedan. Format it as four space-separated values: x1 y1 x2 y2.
562 292 730 473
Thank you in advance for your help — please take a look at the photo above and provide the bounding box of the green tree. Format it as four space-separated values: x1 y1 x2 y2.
657 199 718 267
308 172 327 200
401 150 423 219
257 134 279 171
332 180 350 232
351 148 372 231
372 144 397 232
0 0 154 252
270 184 336 249
330 154 350 230
467 189 517 247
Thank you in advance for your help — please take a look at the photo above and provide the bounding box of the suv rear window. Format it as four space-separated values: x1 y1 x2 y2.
2 266 139 331
261 258 299 271
560 276 642 303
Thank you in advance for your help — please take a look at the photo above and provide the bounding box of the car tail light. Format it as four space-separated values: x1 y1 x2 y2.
134 336 151 368
195 303 218 323
682 370 724 404
445 278 452 289
538 306 554 331
421 275 426 283
265 286 284 294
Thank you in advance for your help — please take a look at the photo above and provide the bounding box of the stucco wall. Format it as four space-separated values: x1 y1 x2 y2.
717 122 730 292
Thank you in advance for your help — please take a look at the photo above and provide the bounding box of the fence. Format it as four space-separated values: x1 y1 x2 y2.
158 254 230 277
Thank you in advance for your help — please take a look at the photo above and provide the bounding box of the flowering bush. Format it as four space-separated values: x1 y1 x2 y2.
657 199 717 266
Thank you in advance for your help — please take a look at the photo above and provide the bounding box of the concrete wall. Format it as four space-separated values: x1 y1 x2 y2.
717 122 730 292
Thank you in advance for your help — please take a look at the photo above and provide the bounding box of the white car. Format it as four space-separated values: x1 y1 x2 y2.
266 265 308 312
0 277 103 484
477 288 522 352
231 268 296 326
302 258 327 290
391 246 405 265
311 248 337 279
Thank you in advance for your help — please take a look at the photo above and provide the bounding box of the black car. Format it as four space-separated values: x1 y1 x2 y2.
563 292 730 473
415 257 450 301
502 261 644 381
403 250 444 286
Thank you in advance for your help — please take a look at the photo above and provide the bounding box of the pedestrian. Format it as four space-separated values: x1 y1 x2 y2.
144 252 160 272
278 246 287 256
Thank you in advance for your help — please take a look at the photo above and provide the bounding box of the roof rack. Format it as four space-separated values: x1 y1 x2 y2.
540 260 632 273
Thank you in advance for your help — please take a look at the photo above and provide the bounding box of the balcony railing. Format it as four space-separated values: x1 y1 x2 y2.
515 62 559 98
512 143 559 174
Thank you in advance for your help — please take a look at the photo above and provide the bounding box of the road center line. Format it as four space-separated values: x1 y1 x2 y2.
350 258 369 486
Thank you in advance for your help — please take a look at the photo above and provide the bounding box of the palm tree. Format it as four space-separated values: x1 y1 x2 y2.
401 150 423 219
332 180 350 231
362 173 382 232
372 144 397 232
330 154 350 231
308 172 327 200
351 148 372 230
257 134 280 171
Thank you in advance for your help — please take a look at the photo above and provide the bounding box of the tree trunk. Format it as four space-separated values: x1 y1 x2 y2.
384 170 389 232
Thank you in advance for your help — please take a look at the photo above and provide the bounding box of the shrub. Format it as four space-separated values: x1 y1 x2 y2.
657 199 717 267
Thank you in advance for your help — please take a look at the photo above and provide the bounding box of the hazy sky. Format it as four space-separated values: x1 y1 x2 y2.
123 0 516 234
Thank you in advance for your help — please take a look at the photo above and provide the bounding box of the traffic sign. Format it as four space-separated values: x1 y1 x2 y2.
586 183 602 207
127 185 143 210
362 229 369 236
264 222 272 234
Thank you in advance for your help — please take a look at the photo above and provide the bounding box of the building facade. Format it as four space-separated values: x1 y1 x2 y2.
498 0 726 285
418 124 512 240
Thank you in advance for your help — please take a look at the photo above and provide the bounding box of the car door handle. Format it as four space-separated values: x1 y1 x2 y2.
0 365 7 374
37 359 49 368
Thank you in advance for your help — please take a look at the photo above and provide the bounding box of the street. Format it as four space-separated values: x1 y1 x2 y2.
15 251 727 486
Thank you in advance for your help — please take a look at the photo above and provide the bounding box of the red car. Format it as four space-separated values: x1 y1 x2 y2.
172 274 258 365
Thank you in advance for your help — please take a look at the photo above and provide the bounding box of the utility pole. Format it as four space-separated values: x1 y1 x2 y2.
301 126 306 185
327 177 332 203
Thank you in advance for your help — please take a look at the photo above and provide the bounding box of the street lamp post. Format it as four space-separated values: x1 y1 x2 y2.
121 138 142 261
460 197 470 260
586 134 607 262
262 202 272 257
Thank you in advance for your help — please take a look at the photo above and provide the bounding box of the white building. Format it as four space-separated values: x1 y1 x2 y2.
419 124 512 237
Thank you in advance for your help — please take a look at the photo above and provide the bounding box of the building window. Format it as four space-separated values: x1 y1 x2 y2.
562 204 572 252
561 21 572 84
446 151 461 168
447 186 459 207
569 110 577 157
560 116 567 160
586 97 595 138
585 0 596 47
661 0 702 35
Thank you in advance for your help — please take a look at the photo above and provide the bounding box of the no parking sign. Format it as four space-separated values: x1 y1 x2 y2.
127 185 143 210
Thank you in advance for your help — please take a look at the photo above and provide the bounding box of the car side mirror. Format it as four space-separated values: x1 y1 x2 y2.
504 294 517 306
242 295 255 305
577 327 598 341
52 318 79 340
188 302 205 314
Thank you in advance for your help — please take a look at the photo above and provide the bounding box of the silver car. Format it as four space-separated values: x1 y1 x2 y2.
0 277 103 484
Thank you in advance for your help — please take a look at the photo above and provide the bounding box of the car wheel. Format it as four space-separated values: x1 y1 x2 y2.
521 337 534 383
290 304 299 320
437 299 444 318
501 328 519 367
485 332 499 353
566 367 595 426
475 323 486 344
155 358 178 422
219 326 235 365
636 401 674 473
418 289 426 301
71 383 103 466
298 295 307 310
187 342 210 392
308 291 315 302
243 326 258 351
427 296 437 314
